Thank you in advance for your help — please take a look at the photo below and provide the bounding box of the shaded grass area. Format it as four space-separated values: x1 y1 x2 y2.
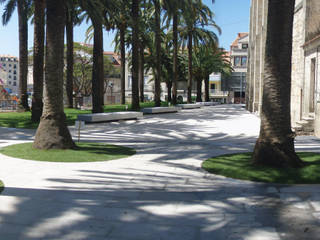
0 102 168 129
202 152 320 184
0 142 136 162
0 180 3 194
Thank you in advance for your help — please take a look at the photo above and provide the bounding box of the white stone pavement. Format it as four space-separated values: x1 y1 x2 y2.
0 104 320 240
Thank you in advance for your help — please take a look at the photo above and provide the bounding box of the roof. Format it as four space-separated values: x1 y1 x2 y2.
77 42 121 66
231 33 249 48
0 55 18 60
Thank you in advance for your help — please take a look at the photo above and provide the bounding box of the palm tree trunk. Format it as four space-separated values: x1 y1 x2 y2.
187 31 193 103
66 5 74 108
167 80 172 103
204 75 209 102
139 43 145 102
31 0 45 122
120 24 126 105
172 13 178 105
196 77 202 102
17 0 29 111
33 0 74 150
131 0 140 110
252 0 303 168
154 0 161 107
92 20 104 113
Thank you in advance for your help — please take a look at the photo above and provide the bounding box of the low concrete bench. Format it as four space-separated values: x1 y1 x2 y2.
196 102 219 106
141 107 181 114
176 104 202 109
77 111 143 123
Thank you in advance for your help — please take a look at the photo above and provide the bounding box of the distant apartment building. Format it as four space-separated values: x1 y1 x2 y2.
0 55 19 94
222 33 248 103
208 72 228 103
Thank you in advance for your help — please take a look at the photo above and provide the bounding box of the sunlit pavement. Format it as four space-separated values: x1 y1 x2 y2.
0 104 319 240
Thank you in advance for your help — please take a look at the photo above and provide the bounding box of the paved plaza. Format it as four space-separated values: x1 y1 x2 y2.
0 104 320 240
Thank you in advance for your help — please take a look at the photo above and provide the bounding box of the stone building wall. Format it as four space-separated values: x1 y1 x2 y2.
246 0 267 113
291 0 306 127
248 0 320 136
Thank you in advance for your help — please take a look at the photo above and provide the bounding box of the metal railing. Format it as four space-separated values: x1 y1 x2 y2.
0 100 17 110
210 90 229 96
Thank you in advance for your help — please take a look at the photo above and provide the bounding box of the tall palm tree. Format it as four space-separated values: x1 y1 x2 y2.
180 0 220 103
31 0 45 122
33 0 74 149
153 0 161 106
80 0 105 113
163 0 183 105
0 0 31 111
193 45 232 102
17 0 29 111
252 0 303 168
65 1 75 109
131 0 140 110
65 1 85 109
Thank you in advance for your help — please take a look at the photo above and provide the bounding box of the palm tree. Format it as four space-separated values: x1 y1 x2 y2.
153 0 161 106
33 0 74 149
80 0 105 113
193 45 232 102
131 0 140 110
31 0 45 122
180 0 220 103
252 0 303 168
65 1 85 109
163 0 184 105
65 1 75 109
0 0 31 111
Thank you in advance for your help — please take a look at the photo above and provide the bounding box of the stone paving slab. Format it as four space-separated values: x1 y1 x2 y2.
0 105 319 239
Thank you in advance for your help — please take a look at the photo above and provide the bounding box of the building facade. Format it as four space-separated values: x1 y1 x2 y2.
0 55 19 94
247 0 320 136
222 33 249 104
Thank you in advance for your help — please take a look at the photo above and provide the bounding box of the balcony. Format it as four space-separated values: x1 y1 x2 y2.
210 90 229 96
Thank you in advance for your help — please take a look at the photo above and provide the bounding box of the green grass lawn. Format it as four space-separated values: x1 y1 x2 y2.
0 180 3 194
0 101 169 129
0 142 136 162
202 152 320 184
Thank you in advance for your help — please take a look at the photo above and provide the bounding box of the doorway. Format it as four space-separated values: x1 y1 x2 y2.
310 58 316 113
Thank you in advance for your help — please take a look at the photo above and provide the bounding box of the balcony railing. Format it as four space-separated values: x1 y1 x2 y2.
210 90 229 96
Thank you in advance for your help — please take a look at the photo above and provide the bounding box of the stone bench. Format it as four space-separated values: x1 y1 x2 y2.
141 107 181 114
176 104 202 109
196 102 219 106
77 111 143 123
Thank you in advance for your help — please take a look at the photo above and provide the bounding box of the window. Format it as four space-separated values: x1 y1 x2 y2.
14 70 16 74
9 64 11 67
14 76 16 80
242 44 248 49
3 64 6 67
128 75 132 88
210 84 216 90
13 82 16 86
241 57 247 67
144 76 148 85
234 57 241 67
9 81 11 85
14 65 16 69
9 70 11 73
8 75 11 78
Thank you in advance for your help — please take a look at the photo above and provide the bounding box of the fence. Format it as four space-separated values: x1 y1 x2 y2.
0 100 17 111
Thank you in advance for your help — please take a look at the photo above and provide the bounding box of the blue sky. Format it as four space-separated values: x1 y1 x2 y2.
0 0 251 56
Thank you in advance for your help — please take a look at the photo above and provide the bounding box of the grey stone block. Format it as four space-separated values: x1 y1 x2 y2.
141 107 181 114
176 104 202 109
77 112 143 123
